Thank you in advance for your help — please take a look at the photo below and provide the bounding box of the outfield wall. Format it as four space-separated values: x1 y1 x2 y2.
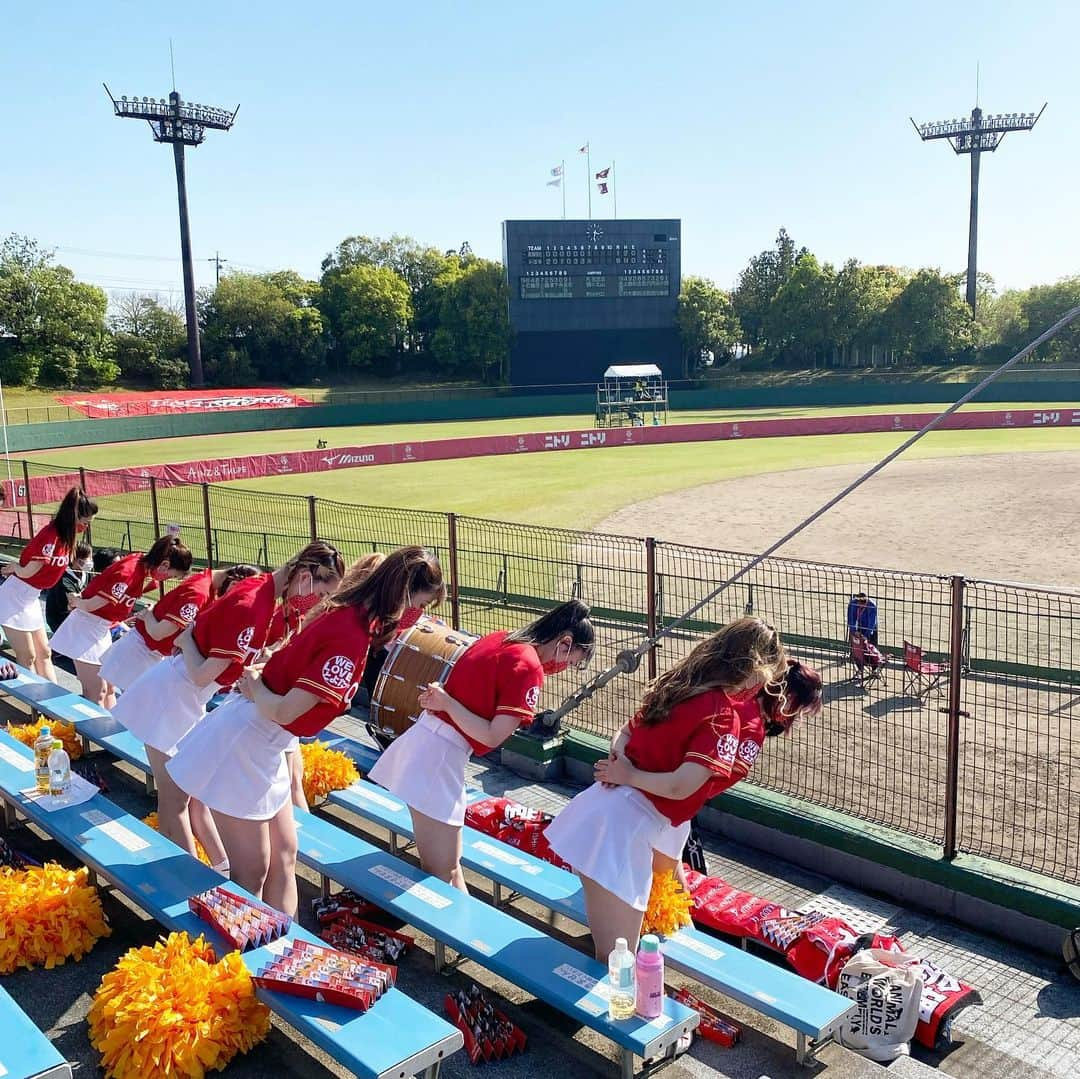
9 379 1080 452
9 406 1079 505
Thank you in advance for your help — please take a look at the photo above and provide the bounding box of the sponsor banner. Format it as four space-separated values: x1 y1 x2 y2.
57 389 313 418
12 408 1068 508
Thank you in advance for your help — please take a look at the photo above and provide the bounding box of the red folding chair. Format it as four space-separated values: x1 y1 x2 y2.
849 632 886 691
902 640 948 699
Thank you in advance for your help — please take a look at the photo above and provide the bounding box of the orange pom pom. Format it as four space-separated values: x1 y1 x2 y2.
299 741 360 804
0 863 110 972
88 931 270 1079
642 870 693 938
8 720 84 760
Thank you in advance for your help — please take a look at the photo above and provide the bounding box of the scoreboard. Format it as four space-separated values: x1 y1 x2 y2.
502 219 681 384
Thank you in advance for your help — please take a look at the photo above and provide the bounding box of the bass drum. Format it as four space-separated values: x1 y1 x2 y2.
367 617 478 749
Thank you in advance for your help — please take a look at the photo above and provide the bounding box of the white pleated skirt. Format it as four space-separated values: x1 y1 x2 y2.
0 575 46 632
369 711 471 826
544 784 691 911
99 630 162 691
167 695 296 821
50 608 113 664
111 653 218 756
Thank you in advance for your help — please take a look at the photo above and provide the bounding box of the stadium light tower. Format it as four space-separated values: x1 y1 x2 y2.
911 102 1045 315
104 84 238 387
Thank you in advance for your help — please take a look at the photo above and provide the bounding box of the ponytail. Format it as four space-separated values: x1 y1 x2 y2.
142 534 193 573
507 599 594 661
218 563 261 598
759 659 822 737
52 486 98 552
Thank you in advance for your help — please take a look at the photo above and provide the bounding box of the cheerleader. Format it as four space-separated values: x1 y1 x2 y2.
545 618 822 959
167 546 445 916
112 541 345 864
51 535 192 708
99 564 261 691
0 486 98 679
370 599 594 894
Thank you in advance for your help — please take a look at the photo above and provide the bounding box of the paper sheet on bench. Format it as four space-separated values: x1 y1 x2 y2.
20 773 99 811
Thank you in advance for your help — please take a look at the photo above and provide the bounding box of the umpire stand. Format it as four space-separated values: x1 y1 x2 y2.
595 364 668 428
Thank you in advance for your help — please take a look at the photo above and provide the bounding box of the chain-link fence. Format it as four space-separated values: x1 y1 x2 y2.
1 460 1077 883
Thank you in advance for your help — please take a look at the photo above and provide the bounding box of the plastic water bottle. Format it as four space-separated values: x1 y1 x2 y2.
33 725 53 793
607 937 636 1020
48 740 71 799
635 934 665 1019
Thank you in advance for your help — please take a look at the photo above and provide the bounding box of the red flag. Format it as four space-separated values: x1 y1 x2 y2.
597 182 609 194
595 167 610 179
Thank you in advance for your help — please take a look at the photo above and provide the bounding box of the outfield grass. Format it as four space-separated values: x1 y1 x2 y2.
26 399 1073 471
165 425 1080 529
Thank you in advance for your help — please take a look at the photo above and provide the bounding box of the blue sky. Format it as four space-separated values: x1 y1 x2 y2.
2 1 1076 302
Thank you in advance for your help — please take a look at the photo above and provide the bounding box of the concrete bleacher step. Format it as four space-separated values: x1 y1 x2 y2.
0 725 462 1079
292 807 698 1079
0 985 73 1079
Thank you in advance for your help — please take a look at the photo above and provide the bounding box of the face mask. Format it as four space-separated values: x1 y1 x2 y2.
76 522 88 533
288 591 321 616
542 641 571 676
151 566 171 582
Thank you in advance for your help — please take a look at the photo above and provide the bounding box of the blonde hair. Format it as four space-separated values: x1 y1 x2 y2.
639 616 787 726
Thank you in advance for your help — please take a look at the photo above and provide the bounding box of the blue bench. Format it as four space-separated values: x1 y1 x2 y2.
0 985 72 1079
316 735 855 1066
292 808 697 1078
0 729 462 1079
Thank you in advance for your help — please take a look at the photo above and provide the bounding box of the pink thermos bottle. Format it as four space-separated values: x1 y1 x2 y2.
635 934 664 1019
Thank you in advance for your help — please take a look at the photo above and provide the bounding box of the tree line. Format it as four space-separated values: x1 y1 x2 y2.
1 229 1076 390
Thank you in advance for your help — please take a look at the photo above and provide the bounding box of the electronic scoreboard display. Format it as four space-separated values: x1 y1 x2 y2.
502 219 681 384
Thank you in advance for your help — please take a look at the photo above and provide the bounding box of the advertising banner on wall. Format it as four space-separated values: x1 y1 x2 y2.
57 389 313 418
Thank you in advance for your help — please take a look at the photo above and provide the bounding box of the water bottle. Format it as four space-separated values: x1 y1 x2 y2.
48 740 71 799
635 934 665 1019
33 725 53 794
607 937 636 1020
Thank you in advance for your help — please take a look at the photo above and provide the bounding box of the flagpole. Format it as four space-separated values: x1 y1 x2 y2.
562 159 566 219
586 142 592 220
612 159 617 219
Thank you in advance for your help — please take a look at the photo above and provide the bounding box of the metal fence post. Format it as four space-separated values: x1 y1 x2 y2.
21 460 33 537
308 496 318 542
447 512 461 630
149 476 161 537
645 537 658 680
943 575 967 860
201 484 214 568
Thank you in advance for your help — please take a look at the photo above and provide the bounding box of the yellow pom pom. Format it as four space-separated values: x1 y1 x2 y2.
0 863 110 973
88 931 270 1079
7 720 84 760
642 871 694 938
142 812 212 865
299 741 360 805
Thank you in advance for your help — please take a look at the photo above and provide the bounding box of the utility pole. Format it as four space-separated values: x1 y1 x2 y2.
911 102 1045 315
207 251 228 287
105 85 238 386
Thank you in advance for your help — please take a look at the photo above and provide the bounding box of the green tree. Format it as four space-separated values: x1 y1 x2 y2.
676 276 742 376
200 270 326 384
731 228 806 351
427 259 511 382
1007 277 1080 364
322 234 457 352
830 261 908 365
109 294 188 388
880 269 974 363
763 254 835 366
0 234 116 386
320 264 413 371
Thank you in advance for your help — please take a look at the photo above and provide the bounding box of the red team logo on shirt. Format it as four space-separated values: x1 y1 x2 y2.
737 740 760 768
525 685 540 711
321 656 356 690
237 627 254 651
716 732 739 765
178 603 199 622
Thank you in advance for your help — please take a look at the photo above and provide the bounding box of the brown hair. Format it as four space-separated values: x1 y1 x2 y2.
327 545 443 646
638 616 787 726
218 563 261 598
142 535 193 573
758 658 822 737
52 487 98 552
281 541 345 598
506 599 594 661
304 552 386 625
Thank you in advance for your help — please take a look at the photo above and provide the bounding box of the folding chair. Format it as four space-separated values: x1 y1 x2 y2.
849 632 886 691
902 640 948 699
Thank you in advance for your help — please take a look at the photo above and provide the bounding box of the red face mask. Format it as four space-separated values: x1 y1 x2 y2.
287 591 321 616
76 523 88 533
151 566 172 582
541 642 572 676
